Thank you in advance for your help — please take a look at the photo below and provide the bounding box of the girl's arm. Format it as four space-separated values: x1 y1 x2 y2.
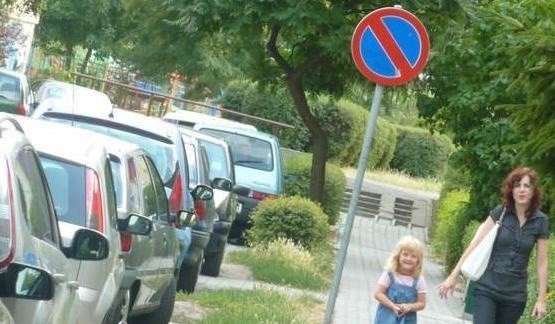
374 284 401 314
399 293 426 315
532 238 548 319
438 216 496 298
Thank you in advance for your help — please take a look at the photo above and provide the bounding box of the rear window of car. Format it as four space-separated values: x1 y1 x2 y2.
0 159 11 263
39 156 86 226
0 73 20 101
184 143 198 184
200 129 273 172
50 118 177 184
199 139 231 180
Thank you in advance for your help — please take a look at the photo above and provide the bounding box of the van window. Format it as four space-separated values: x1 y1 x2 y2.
200 140 231 180
200 129 273 172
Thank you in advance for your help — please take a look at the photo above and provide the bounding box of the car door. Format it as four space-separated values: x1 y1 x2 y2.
8 147 79 324
142 155 178 284
133 156 170 304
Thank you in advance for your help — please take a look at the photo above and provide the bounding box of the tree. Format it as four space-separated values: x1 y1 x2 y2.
36 0 123 71
120 0 446 202
1 0 42 15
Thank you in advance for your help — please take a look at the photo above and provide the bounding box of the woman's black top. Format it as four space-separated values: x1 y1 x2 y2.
476 204 549 303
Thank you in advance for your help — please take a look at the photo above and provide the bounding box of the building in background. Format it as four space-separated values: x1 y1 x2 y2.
1 2 39 72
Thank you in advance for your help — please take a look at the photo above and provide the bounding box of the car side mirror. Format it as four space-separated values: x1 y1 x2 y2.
232 184 250 196
118 213 152 236
64 228 109 260
178 210 197 227
0 263 54 300
191 184 214 201
211 177 233 191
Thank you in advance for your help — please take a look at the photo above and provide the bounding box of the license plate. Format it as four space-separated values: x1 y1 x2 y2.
236 203 243 214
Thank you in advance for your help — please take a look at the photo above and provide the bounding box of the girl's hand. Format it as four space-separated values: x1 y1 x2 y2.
532 300 547 320
390 304 402 316
438 275 457 299
397 304 412 316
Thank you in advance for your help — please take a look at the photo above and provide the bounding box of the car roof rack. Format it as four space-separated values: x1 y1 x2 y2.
0 117 24 138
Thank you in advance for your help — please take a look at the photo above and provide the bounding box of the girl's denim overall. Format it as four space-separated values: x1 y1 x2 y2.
373 272 418 324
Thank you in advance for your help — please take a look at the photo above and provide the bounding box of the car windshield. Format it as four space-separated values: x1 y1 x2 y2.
0 159 11 264
201 129 273 172
39 156 87 227
50 118 177 184
200 139 231 180
0 73 19 101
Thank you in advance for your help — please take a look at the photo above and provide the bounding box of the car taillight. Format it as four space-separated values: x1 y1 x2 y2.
16 103 25 115
0 160 15 270
168 169 183 214
194 200 206 221
85 168 104 233
250 190 279 201
120 233 132 252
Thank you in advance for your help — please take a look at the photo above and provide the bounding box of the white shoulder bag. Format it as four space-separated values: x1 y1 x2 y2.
460 207 506 281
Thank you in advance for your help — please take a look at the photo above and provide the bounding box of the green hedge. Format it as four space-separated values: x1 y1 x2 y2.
283 153 346 225
390 126 455 179
247 196 329 250
431 189 470 273
326 100 397 170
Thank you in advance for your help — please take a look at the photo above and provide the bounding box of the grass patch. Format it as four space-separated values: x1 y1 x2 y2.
228 238 333 291
342 167 442 193
178 289 323 323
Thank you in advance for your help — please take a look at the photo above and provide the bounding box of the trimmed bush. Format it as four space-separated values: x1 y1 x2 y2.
247 196 329 250
283 153 346 225
431 189 470 273
390 126 455 179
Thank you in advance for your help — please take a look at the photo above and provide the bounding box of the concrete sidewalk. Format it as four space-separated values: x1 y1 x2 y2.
332 216 469 324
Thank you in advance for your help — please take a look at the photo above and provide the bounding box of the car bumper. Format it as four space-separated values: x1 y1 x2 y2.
181 229 210 267
235 195 260 225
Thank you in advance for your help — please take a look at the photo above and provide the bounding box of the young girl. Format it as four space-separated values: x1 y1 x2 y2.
374 236 427 324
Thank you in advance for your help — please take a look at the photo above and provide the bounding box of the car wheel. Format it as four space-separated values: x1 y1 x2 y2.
102 290 129 324
177 251 203 293
128 278 176 324
201 248 225 277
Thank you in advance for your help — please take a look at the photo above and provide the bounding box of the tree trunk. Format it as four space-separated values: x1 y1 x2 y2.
80 47 93 73
64 46 74 70
285 73 328 203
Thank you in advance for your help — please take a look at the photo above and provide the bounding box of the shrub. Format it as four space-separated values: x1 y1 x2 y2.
431 189 470 273
390 126 455 179
247 196 329 250
283 154 346 225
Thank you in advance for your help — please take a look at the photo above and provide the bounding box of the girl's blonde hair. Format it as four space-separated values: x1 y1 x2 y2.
385 236 424 276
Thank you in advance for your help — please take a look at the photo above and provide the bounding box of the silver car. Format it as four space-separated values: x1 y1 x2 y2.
0 114 110 323
18 116 154 324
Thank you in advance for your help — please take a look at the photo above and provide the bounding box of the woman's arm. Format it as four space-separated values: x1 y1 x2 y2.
438 216 496 298
532 238 548 319
374 284 401 314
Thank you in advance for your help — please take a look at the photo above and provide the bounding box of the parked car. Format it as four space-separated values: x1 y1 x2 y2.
33 101 214 293
180 127 248 277
163 109 257 131
105 137 184 322
16 116 155 324
31 79 113 117
194 123 284 243
0 114 110 323
0 68 35 115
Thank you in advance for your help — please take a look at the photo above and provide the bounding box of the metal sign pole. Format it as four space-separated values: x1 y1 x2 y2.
323 84 384 324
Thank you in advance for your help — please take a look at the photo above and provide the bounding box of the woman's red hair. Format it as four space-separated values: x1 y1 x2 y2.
501 167 542 218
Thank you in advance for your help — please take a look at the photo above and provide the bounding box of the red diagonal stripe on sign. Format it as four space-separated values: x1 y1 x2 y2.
367 16 412 76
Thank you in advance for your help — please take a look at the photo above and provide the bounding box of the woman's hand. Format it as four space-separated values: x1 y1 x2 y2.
438 275 457 299
532 299 547 320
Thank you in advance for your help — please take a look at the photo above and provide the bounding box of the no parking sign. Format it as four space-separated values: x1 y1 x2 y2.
325 7 430 323
351 7 430 86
